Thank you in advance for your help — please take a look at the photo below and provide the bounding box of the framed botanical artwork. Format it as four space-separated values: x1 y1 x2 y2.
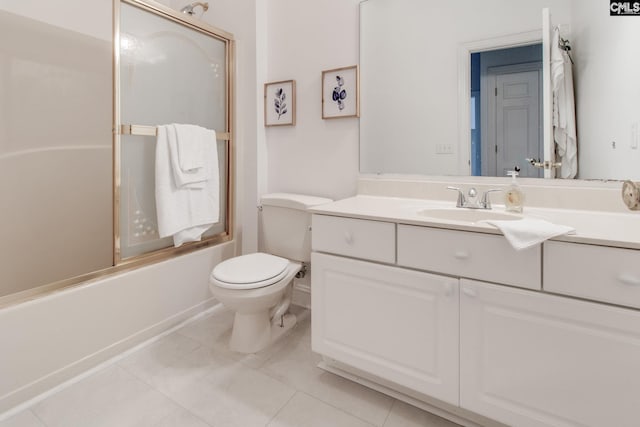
322 65 359 119
264 80 296 126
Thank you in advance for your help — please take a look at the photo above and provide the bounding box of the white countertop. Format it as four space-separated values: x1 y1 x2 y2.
310 195 640 250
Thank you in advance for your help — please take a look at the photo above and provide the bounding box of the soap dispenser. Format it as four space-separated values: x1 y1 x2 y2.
505 167 524 213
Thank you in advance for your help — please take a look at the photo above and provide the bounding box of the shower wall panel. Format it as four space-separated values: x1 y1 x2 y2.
0 10 113 298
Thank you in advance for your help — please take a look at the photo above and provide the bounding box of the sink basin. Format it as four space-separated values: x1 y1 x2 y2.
417 208 522 223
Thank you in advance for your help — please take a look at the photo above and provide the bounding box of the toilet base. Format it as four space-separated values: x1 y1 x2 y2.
229 312 297 353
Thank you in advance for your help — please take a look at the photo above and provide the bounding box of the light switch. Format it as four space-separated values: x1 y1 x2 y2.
436 144 454 154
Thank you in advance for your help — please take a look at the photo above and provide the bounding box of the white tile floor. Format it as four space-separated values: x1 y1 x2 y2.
0 306 461 427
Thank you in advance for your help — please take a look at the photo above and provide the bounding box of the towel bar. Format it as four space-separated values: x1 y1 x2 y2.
119 124 231 141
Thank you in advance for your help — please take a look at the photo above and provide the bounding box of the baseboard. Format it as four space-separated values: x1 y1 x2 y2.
0 299 219 418
292 281 311 309
318 359 507 427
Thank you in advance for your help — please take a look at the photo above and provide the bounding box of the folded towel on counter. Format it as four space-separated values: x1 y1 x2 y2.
155 124 220 247
168 124 215 189
481 218 575 250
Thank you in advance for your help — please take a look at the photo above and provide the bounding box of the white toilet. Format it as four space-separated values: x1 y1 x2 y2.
209 193 332 353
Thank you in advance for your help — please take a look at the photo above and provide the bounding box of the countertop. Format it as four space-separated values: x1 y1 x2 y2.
309 195 640 250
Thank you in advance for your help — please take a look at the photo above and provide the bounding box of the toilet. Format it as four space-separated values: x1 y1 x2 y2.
209 193 332 353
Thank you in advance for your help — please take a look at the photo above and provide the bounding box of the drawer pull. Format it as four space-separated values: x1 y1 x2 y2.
617 274 640 286
344 232 353 245
462 286 477 297
454 251 470 260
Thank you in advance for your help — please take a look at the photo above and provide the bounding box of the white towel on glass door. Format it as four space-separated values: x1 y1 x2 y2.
155 124 220 247
168 124 214 189
482 218 575 251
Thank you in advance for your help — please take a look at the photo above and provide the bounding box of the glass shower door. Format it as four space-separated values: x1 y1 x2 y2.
116 1 231 260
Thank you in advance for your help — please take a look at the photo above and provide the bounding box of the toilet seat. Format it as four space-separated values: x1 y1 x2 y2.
211 253 290 290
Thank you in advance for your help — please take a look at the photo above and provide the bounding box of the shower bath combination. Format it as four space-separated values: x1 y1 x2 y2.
180 2 209 15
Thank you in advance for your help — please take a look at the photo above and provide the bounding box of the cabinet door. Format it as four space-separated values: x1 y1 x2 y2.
311 252 459 405
460 279 640 427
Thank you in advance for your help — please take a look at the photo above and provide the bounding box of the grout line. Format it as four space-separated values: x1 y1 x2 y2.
381 398 396 427
297 390 378 426
264 389 298 426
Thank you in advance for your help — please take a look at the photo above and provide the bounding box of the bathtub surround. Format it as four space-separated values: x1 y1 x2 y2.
0 9 113 297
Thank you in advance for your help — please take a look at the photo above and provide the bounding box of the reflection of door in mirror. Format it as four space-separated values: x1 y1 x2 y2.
470 45 543 178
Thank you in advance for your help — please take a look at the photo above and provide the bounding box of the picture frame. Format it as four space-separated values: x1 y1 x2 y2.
264 80 296 126
322 65 359 119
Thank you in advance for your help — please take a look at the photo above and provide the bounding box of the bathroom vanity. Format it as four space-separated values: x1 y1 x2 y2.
310 194 640 427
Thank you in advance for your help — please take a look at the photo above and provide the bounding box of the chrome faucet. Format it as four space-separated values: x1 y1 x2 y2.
447 186 502 209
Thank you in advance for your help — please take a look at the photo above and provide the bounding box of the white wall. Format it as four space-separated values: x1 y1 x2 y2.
572 1 640 180
263 0 361 201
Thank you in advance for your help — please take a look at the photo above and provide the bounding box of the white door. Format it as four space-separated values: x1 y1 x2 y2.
311 252 460 405
489 67 542 177
460 279 640 427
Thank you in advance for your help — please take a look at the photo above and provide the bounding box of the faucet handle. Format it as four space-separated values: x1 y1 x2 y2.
447 186 465 208
480 189 502 209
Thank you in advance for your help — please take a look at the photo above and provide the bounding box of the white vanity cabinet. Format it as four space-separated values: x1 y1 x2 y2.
311 250 460 405
460 279 640 427
311 211 640 427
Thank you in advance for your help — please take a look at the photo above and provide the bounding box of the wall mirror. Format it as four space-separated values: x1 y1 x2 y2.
360 0 640 181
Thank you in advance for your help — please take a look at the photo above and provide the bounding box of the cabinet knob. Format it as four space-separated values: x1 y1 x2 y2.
462 286 477 297
344 232 353 244
617 274 640 286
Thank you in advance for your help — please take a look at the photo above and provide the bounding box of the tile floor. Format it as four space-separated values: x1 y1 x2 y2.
0 305 461 427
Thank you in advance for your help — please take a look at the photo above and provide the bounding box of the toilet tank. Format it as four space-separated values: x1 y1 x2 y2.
260 193 332 262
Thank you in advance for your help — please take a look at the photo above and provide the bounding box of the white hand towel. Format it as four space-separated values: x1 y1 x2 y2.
482 218 575 251
168 124 215 188
156 124 220 247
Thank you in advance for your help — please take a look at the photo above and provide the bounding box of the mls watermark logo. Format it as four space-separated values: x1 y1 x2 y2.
610 1 640 15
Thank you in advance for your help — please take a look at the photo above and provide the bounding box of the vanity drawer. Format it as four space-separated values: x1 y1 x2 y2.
312 215 396 263
544 241 640 309
397 225 541 290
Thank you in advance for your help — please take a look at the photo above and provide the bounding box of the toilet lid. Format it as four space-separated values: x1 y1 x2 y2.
212 253 289 289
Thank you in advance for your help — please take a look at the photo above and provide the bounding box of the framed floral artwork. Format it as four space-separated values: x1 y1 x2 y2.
264 80 296 126
322 65 359 119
